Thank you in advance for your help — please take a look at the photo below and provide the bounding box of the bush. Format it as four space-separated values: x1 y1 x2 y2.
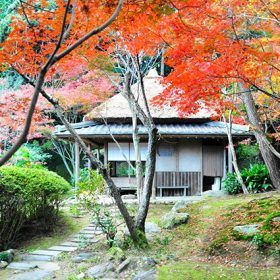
0 166 70 250
223 164 272 194
236 143 262 169
223 173 242 194
241 163 272 193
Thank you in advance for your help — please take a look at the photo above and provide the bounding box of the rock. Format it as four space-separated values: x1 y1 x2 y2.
133 269 156 280
0 261 8 269
72 252 95 263
0 249 15 263
272 216 280 222
87 262 114 279
116 258 131 273
142 257 157 268
161 211 189 229
145 222 161 234
7 262 38 270
121 194 137 200
12 269 54 280
233 224 260 236
171 200 189 212
202 190 227 197
77 272 85 279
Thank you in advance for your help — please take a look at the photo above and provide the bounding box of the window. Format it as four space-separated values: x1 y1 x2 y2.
157 145 175 157
110 161 146 177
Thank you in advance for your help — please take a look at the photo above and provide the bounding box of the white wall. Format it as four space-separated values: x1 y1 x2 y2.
178 140 202 172
156 140 202 172
108 142 148 161
108 140 202 172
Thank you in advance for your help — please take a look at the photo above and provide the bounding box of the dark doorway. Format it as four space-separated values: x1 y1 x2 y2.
203 176 215 191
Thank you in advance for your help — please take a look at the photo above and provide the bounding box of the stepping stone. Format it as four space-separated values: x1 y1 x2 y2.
60 241 80 247
71 238 99 243
23 255 53 262
7 262 38 270
80 230 98 234
32 250 62 257
11 269 54 280
48 246 77 252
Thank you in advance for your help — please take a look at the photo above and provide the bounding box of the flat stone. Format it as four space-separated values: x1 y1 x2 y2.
23 255 53 262
116 258 131 273
32 250 61 256
72 252 95 263
202 190 227 197
171 200 189 212
71 238 99 243
233 224 260 236
80 230 96 234
48 246 77 252
161 211 189 229
7 262 38 270
121 194 137 200
60 241 79 247
11 269 54 280
26 261 60 271
0 261 8 269
133 269 156 280
145 222 161 234
272 216 280 222
87 262 114 278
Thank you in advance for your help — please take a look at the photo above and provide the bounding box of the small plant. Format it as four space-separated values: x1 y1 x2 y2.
156 236 172 246
241 164 272 193
77 233 91 249
91 205 117 247
223 173 242 194
252 234 266 250
108 246 125 261
69 204 82 217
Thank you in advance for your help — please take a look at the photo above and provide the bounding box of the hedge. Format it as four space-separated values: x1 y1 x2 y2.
0 166 70 250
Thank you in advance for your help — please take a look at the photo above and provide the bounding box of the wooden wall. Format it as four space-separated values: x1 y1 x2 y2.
202 145 224 177
155 171 202 196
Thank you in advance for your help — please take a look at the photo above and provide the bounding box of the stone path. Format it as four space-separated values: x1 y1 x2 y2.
5 223 102 280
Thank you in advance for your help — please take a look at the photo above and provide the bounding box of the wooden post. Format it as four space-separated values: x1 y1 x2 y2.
152 173 156 199
88 144 92 171
74 141 80 187
228 146 233 173
223 146 227 179
104 142 108 166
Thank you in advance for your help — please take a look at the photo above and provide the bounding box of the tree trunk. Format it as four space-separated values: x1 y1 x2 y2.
223 113 248 194
135 126 158 231
241 89 280 189
132 115 143 204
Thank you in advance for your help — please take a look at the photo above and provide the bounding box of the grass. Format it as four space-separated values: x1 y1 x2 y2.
158 261 279 280
21 211 89 252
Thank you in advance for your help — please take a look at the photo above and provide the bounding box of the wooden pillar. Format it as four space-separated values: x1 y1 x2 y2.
74 141 80 187
104 142 108 166
228 146 233 173
152 173 156 199
88 144 92 170
223 146 227 179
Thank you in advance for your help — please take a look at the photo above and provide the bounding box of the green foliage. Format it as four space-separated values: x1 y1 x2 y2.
242 164 272 193
77 169 105 207
223 164 271 194
0 166 70 250
108 246 125 261
9 141 52 169
236 143 261 169
91 205 117 247
222 173 242 194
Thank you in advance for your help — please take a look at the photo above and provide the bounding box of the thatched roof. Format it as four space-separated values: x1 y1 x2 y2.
85 69 212 123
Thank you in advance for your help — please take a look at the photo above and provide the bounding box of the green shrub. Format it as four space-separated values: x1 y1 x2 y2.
223 164 272 194
0 166 70 250
241 163 272 193
222 173 242 194
236 143 262 169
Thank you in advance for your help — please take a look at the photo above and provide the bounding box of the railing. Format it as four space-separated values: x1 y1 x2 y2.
155 171 202 196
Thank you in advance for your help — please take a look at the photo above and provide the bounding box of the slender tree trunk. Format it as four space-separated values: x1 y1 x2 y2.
132 115 143 204
135 126 158 231
241 89 280 189
223 113 248 194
